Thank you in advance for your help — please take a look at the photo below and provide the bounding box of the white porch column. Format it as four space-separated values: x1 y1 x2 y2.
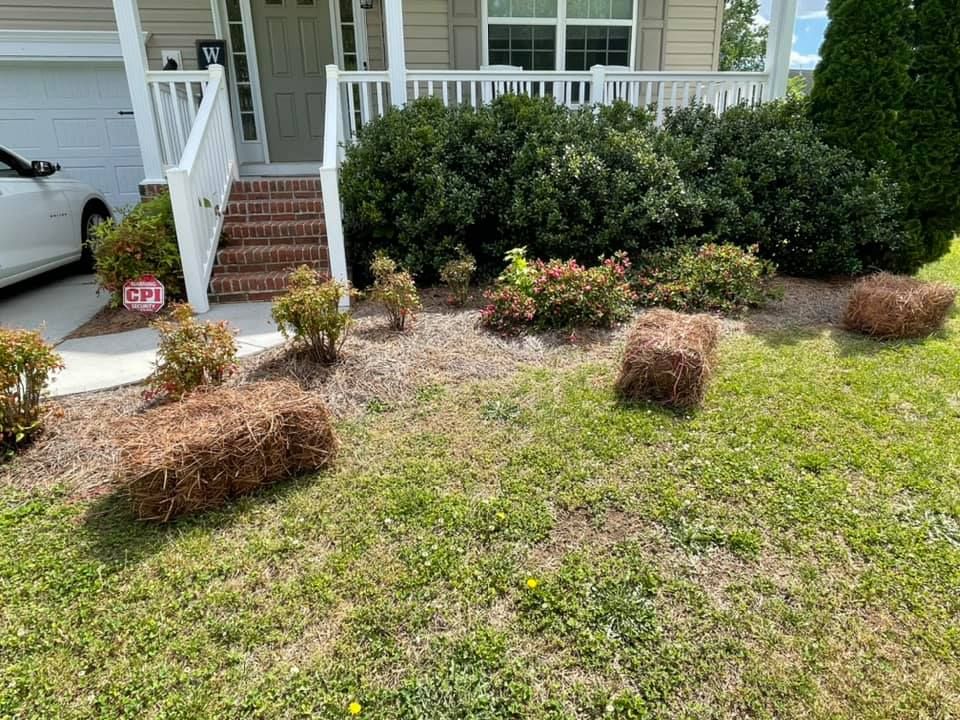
112 0 165 183
765 0 799 99
384 0 407 106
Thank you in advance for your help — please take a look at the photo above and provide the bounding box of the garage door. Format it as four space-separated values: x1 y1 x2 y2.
0 62 144 209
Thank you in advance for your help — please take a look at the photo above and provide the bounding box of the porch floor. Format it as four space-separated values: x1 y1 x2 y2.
239 163 324 177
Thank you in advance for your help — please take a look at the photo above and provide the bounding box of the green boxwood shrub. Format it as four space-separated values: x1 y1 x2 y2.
656 100 911 276
91 192 184 305
342 94 908 281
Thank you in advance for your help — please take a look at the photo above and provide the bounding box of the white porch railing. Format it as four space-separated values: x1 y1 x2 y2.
146 70 213 169
163 66 238 314
333 66 771 144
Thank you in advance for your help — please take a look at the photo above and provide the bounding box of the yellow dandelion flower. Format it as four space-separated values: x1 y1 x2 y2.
526 577 539 590
348 701 362 715
496 511 506 521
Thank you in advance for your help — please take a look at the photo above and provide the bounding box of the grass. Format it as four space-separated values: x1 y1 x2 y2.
2 246 959 718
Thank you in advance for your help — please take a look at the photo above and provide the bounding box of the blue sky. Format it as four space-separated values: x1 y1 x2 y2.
758 0 828 69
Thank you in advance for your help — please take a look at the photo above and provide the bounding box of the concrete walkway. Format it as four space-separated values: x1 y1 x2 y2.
49 302 285 396
0 273 107 344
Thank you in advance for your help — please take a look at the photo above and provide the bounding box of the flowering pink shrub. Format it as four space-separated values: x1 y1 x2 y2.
480 248 635 332
479 286 537 332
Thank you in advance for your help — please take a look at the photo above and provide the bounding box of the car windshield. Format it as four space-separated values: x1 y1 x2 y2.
2 147 31 167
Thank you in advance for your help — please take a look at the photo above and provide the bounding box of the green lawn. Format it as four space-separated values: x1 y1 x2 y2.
3 246 960 719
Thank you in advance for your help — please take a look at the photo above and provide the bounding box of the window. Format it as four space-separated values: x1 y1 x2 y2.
564 26 630 70
225 0 258 141
485 0 634 72
489 25 556 70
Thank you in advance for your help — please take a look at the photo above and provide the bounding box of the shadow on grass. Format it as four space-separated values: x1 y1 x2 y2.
740 321 936 358
613 396 702 422
79 474 315 568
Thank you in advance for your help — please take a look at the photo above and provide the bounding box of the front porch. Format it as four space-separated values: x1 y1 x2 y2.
112 0 799 312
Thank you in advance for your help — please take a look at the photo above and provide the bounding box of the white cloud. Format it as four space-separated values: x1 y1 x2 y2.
790 50 821 69
758 0 825 23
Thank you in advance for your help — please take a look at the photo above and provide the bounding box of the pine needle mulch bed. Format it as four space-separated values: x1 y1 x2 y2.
2 255 959 718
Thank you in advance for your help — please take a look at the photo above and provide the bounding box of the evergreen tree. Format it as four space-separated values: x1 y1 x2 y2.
810 0 912 166
718 0 768 71
899 0 960 264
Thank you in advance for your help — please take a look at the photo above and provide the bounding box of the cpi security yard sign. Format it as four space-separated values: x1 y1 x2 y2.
123 276 165 313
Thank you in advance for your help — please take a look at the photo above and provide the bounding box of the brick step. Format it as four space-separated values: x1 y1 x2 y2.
231 177 321 199
221 219 326 246
224 197 323 222
215 243 328 274
209 271 295 303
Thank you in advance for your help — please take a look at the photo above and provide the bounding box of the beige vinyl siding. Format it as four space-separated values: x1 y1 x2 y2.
140 0 216 70
663 0 723 70
404 0 450 69
0 0 216 70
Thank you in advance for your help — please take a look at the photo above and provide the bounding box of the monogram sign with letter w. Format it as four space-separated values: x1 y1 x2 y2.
196 40 227 71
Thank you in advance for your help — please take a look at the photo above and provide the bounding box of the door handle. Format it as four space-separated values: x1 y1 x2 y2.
117 111 135 116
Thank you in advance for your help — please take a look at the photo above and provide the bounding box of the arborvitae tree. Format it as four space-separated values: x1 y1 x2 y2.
718 0 768 71
899 0 960 264
810 0 912 166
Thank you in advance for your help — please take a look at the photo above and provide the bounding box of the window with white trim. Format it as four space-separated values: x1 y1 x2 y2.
486 0 634 71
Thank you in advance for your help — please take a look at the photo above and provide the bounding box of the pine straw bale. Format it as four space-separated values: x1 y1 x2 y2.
843 273 956 339
615 309 721 408
116 380 337 521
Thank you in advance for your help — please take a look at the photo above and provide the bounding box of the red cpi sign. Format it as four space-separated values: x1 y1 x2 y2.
123 275 166 313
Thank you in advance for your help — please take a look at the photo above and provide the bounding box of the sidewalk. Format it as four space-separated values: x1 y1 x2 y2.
49 302 285 396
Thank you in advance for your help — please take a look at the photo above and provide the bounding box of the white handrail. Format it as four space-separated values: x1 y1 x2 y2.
165 65 238 314
320 65 351 308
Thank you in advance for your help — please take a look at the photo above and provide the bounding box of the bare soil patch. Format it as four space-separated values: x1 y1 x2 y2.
729 276 855 333
65 304 173 340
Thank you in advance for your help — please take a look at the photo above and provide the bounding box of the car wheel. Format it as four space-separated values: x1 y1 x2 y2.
80 206 108 272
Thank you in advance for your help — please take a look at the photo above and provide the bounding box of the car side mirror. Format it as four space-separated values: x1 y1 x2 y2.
31 160 59 177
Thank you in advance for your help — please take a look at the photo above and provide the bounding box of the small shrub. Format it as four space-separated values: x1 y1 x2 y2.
633 243 779 314
146 304 237 401
843 273 956 339
91 192 184 304
440 248 477 306
0 329 63 456
479 286 537 333
118 380 337 521
615 309 721 409
272 266 355 363
368 252 421 330
480 248 635 333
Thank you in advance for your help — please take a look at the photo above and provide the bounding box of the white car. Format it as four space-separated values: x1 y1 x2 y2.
0 146 112 289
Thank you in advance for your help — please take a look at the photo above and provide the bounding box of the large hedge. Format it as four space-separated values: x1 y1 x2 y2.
899 0 960 266
657 100 910 275
341 95 907 280
810 0 912 167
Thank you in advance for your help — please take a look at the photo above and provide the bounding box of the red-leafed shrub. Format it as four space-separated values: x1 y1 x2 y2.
480 248 635 333
0 328 63 456
146 304 238 401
